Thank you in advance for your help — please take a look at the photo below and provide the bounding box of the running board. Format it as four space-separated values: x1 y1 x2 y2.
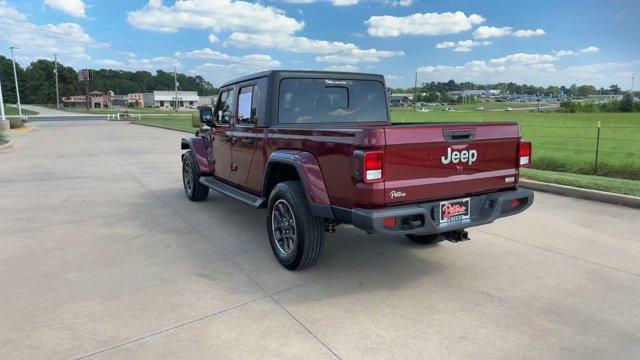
199 176 266 208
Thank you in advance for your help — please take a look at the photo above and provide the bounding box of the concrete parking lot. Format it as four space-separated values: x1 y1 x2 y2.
2 120 639 359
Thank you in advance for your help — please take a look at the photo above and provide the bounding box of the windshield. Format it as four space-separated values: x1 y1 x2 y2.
278 78 388 124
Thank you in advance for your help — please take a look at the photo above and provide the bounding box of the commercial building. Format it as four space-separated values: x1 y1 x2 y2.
449 89 501 98
62 91 111 109
153 91 199 109
389 93 413 107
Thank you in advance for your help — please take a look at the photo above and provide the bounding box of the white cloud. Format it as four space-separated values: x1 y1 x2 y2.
474 26 546 39
435 41 455 49
416 50 624 87
473 26 512 39
208 34 219 43
127 56 181 71
554 50 575 57
228 32 403 64
331 0 358 5
513 28 546 37
436 39 491 52
228 32 356 54
390 0 414 7
366 11 485 37
0 1 102 64
127 0 303 35
96 59 124 67
315 48 404 64
283 0 358 5
175 47 281 67
489 53 557 65
194 55 282 84
44 0 86 18
580 46 599 54
324 64 359 72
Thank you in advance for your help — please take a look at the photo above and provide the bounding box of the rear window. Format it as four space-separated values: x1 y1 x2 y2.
278 78 388 124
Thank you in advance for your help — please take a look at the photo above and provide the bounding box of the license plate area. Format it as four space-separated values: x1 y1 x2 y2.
439 198 470 224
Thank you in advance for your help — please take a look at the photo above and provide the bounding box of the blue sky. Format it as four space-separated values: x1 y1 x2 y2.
0 0 638 88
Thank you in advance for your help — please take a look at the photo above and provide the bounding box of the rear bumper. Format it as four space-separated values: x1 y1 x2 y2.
345 188 534 236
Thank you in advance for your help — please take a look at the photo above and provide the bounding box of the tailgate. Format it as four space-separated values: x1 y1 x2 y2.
383 123 520 205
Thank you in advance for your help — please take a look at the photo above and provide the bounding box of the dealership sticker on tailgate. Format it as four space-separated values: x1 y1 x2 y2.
439 198 470 223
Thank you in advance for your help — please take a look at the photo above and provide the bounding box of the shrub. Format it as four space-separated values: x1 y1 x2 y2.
191 112 201 128
618 93 635 112
9 118 23 129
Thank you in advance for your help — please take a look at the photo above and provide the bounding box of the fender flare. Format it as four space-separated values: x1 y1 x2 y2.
181 137 212 174
264 150 334 219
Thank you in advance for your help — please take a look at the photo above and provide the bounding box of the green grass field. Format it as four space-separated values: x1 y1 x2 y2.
3 106 38 116
132 115 197 132
520 168 640 197
392 110 640 180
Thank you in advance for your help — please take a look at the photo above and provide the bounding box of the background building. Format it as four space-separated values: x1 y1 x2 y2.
153 91 199 108
389 93 413 107
62 91 111 109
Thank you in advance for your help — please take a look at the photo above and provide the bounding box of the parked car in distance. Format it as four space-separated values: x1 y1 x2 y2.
181 70 534 270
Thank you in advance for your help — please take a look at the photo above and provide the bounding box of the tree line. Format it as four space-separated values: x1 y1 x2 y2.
0 55 218 105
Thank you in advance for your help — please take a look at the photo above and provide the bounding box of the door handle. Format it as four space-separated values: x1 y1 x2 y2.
241 138 254 146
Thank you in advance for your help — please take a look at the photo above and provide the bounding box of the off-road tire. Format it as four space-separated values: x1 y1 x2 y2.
182 150 209 202
406 233 445 245
267 181 325 270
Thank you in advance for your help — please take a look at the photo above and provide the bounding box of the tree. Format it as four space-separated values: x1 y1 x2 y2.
618 93 635 112
609 84 621 95
0 55 25 104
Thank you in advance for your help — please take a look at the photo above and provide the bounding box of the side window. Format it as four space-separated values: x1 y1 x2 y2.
216 89 234 125
237 85 258 125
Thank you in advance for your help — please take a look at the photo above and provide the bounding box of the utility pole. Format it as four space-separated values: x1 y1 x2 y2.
412 72 417 111
631 73 635 96
9 46 22 118
173 65 179 112
54 54 60 109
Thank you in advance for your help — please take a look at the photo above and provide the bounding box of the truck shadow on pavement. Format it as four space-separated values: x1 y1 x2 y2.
145 187 447 297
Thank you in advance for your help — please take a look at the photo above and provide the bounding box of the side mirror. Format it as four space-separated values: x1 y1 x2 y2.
203 115 215 127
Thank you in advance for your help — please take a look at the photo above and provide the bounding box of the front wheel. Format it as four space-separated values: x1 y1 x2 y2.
267 181 325 270
182 150 209 201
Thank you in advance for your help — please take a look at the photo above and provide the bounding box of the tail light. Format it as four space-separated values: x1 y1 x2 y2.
518 141 532 167
353 150 384 183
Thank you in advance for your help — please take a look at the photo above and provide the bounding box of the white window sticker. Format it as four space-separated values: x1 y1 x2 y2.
238 91 253 120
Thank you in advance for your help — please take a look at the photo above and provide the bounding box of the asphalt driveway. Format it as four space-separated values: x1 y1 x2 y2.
2 120 639 359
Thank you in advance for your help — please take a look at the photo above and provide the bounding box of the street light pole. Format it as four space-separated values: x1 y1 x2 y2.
54 54 60 109
174 65 178 112
9 46 22 118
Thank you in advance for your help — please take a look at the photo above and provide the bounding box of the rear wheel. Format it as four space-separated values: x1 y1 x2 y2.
267 181 325 270
182 150 209 201
406 233 444 245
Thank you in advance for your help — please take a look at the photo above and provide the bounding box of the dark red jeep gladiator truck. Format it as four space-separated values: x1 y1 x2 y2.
181 70 534 270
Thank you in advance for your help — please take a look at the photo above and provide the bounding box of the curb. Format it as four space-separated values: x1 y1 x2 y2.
0 140 14 153
129 121 194 134
519 179 640 209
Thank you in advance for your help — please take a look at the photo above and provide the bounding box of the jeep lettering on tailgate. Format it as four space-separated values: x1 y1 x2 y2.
441 147 478 165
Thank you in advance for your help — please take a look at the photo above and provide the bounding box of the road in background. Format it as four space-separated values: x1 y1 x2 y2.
2 120 639 359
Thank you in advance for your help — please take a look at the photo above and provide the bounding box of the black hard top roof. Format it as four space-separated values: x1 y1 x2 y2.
219 70 386 88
